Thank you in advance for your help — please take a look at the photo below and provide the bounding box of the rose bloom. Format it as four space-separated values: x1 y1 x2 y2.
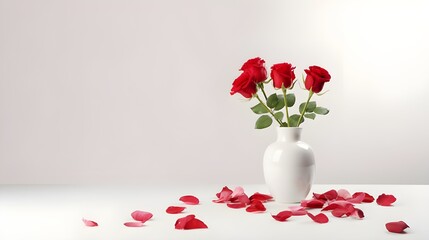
230 71 257 99
304 66 331 93
270 63 296 89
239 57 267 83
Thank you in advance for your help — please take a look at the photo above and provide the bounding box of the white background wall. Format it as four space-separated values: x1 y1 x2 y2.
1 0 428 184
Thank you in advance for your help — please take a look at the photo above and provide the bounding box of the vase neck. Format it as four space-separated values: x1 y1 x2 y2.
276 127 302 142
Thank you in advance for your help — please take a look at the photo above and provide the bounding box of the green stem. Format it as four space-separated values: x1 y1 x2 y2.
297 90 314 127
281 86 290 127
255 94 283 126
259 83 268 101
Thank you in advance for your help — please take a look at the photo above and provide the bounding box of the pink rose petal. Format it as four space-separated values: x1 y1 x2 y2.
184 218 208 230
231 186 245 198
337 189 352 200
352 192 374 203
131 210 153 223
385 221 409 233
166 206 186 214
82 218 98 227
124 221 145 227
272 211 293 222
313 189 338 201
213 186 233 203
227 202 247 209
179 195 199 205
246 200 266 213
175 214 196 229
350 208 365 219
307 212 329 224
376 194 396 206
301 199 325 208
249 192 273 202
347 192 366 204
231 194 251 205
288 206 308 216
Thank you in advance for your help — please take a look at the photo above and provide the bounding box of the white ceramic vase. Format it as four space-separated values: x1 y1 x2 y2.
263 127 315 203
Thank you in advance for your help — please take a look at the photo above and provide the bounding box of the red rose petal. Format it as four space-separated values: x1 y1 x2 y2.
184 218 208 230
179 195 200 205
82 218 98 227
386 221 409 233
337 189 352 200
377 194 396 206
332 207 349 218
227 202 247 209
353 192 374 203
175 214 196 229
322 200 354 211
347 192 366 204
313 189 338 201
350 208 364 219
124 221 145 227
301 199 325 208
288 206 308 216
272 211 293 222
249 192 273 202
246 200 266 213
131 210 153 223
213 186 233 203
307 212 329 223
166 206 186 214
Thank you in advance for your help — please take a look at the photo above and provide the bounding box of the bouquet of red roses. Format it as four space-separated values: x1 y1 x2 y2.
230 57 331 129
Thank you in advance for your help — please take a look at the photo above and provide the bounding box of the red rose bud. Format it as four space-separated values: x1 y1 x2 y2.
270 63 296 89
230 71 258 98
240 57 267 83
304 66 331 93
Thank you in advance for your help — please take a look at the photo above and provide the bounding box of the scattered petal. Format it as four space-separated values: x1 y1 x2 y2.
131 210 153 223
322 200 354 211
175 214 196 229
246 200 266 213
166 206 186 214
331 204 355 218
184 218 208 230
227 202 247 209
350 208 365 219
352 192 374 203
337 189 352 200
249 192 273 202
376 194 396 206
288 206 308 216
347 192 366 204
82 218 98 227
313 189 338 201
231 194 251 205
231 186 245 198
307 212 329 223
386 221 409 233
179 195 200 205
301 199 325 208
213 186 233 203
272 211 293 222
124 221 145 227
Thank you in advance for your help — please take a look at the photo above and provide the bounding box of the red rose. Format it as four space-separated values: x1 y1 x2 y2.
304 66 331 93
230 71 257 98
270 63 296 89
239 57 267 83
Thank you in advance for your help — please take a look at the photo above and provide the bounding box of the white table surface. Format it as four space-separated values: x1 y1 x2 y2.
0 184 427 240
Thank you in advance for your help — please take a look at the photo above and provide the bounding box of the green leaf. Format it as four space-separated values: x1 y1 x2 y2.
314 107 330 115
286 93 296 107
255 115 273 129
251 103 269 114
266 94 279 108
304 113 316 120
299 101 316 113
289 114 304 127
274 112 284 122
274 95 285 110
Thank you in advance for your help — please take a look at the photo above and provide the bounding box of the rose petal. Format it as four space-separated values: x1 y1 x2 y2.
288 206 308 216
82 218 98 227
246 200 266 213
385 221 410 233
249 192 273 202
377 194 396 206
213 186 233 203
272 211 293 222
301 199 325 208
350 208 364 219
337 189 352 200
184 218 208 230
131 210 153 223
331 204 355 218
322 200 354 211
307 212 329 223
179 195 199 205
227 202 247 209
175 214 196 229
166 206 186 214
313 189 338 201
124 221 145 227
231 186 245 198
347 192 365 204
352 192 374 203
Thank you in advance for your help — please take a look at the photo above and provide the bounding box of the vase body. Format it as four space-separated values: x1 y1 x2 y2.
263 127 315 203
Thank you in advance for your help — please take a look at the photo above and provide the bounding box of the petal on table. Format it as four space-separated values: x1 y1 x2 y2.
313 189 338 201
246 200 266 213
249 192 273 202
347 192 366 204
352 192 374 203
213 186 233 203
385 221 409 233
184 218 208 230
322 200 354 211
272 210 293 222
376 194 396 206
175 214 196 229
350 208 365 219
227 202 247 209
179 195 200 205
301 199 325 208
131 210 153 223
124 221 145 227
231 186 245 198
337 189 352 200
307 212 329 223
288 206 308 216
82 218 98 227
166 206 186 214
